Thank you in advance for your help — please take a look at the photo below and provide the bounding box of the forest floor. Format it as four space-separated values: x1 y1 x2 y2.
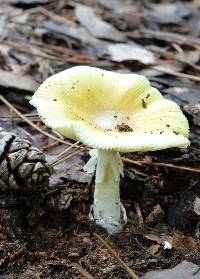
0 0 199 278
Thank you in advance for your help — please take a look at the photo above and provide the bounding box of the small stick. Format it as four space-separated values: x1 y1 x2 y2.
135 203 144 228
49 146 200 173
0 95 76 147
171 43 183 53
71 262 94 279
43 141 59 150
28 6 75 26
130 168 148 177
123 157 200 174
153 66 200 82
122 158 144 167
3 41 113 67
139 160 200 174
94 233 140 279
49 141 81 165
9 247 24 262
50 148 82 166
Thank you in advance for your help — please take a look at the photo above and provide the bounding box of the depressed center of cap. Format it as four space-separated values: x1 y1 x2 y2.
93 110 133 132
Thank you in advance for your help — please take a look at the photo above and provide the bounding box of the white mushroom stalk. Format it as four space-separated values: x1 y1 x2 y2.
83 149 127 234
30 66 190 234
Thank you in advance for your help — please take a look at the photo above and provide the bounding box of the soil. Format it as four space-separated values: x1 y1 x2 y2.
0 0 199 278
0 146 199 278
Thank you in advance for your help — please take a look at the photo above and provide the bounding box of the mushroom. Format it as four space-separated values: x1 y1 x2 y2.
30 66 189 234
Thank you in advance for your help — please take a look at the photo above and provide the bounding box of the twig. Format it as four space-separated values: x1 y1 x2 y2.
9 247 24 262
139 160 200 174
123 157 200 174
122 158 143 167
50 148 82 166
0 95 77 147
47 141 200 173
175 57 200 73
28 6 75 26
135 203 144 228
153 66 200 82
0 116 41 122
71 262 94 279
3 40 113 67
171 43 183 53
49 141 81 165
130 168 148 177
94 233 140 279
43 141 59 150
49 142 85 166
4 40 60 61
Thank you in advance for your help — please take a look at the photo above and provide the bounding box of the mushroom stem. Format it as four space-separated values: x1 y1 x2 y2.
84 149 127 234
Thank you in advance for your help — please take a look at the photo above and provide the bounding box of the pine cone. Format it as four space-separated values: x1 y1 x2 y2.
0 128 52 191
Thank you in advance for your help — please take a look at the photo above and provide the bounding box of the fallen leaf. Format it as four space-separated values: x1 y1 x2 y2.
146 3 191 24
144 261 200 279
107 43 156 64
165 87 200 104
183 103 200 127
194 197 200 215
175 50 200 64
98 0 132 11
172 232 199 255
63 169 92 184
0 69 39 92
43 20 98 45
0 15 8 40
146 204 165 225
143 225 172 248
130 29 200 46
147 244 160 255
75 6 126 42
0 123 41 147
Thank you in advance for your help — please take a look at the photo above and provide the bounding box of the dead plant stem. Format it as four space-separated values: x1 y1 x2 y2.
94 233 140 279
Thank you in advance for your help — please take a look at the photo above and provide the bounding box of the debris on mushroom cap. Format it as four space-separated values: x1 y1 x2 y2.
30 66 190 152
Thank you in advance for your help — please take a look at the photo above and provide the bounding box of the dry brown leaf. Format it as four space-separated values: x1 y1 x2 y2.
172 233 199 255
147 244 160 255
143 225 172 247
146 204 165 225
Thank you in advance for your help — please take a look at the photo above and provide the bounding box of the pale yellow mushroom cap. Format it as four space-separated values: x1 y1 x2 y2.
30 66 189 152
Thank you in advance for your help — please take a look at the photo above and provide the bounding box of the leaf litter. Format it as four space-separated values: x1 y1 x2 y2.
0 0 199 278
